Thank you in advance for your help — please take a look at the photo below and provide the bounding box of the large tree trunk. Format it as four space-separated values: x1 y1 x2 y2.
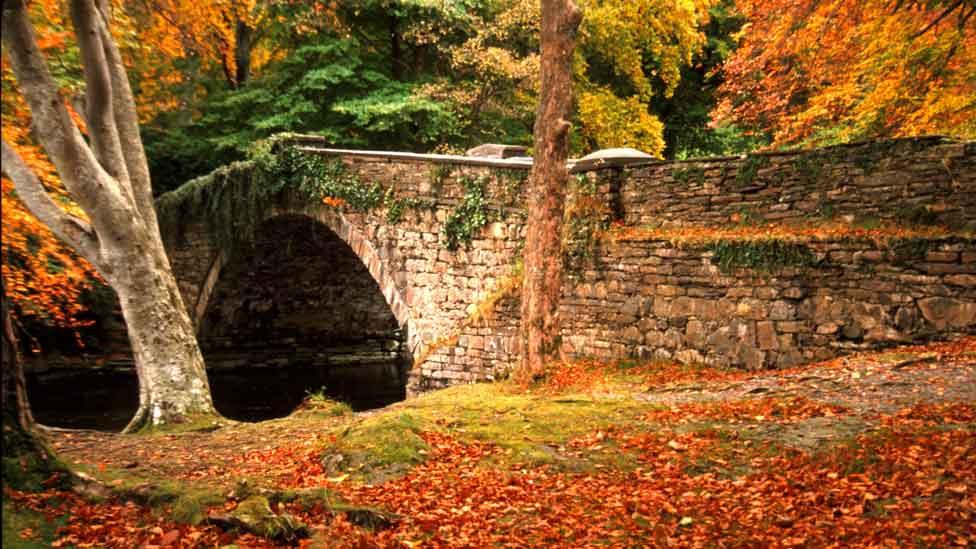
519 0 582 378
114 244 218 432
1 0 221 432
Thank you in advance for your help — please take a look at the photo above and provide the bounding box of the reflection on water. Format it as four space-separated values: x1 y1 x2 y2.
26 361 406 431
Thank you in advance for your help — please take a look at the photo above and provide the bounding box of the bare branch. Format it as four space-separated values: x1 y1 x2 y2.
92 5 160 231
911 0 963 38
1 140 101 267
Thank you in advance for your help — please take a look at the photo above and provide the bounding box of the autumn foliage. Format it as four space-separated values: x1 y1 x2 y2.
713 0 976 147
1 4 101 330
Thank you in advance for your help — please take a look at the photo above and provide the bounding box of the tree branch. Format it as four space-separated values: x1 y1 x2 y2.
911 0 963 38
1 0 115 217
70 0 130 185
1 140 101 267
92 4 160 232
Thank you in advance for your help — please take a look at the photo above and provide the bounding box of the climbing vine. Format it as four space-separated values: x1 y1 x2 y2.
156 135 381 251
384 188 437 224
497 168 529 207
672 165 705 186
443 175 491 250
793 153 827 184
429 164 452 194
888 237 932 263
563 173 612 269
733 154 771 188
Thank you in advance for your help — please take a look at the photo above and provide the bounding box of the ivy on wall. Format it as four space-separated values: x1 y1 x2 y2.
563 173 612 270
443 175 491 250
156 134 530 253
156 135 383 251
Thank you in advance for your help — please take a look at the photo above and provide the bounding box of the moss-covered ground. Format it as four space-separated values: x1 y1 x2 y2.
3 337 974 547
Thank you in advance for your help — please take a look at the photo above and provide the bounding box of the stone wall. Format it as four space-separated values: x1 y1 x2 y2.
163 136 976 393
616 137 975 229
560 237 975 370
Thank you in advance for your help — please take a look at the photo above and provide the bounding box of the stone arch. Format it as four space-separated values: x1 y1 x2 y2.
190 207 420 359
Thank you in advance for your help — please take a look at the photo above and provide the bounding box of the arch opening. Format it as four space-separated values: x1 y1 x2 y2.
198 213 409 421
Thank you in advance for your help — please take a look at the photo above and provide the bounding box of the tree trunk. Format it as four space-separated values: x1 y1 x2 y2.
1 0 221 432
114 243 218 433
234 19 252 86
519 0 582 379
2 284 33 433
390 14 402 81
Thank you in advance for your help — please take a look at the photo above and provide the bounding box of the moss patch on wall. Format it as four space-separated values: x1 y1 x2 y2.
706 240 819 273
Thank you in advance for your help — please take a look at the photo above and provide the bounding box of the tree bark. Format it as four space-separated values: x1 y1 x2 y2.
2 284 33 432
1 0 220 432
234 19 253 86
519 0 581 379
110 243 217 432
2 281 61 489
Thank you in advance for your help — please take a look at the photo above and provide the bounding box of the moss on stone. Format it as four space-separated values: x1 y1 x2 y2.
707 240 818 273
223 496 309 542
733 154 770 188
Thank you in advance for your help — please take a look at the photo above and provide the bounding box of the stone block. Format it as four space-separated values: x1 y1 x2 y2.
782 287 807 300
756 321 779 350
737 345 766 370
686 319 707 347
776 321 806 333
925 251 958 262
918 297 976 329
769 300 797 321
675 349 704 365
945 274 976 287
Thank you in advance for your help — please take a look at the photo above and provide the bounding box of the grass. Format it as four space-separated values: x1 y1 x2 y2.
362 382 648 469
326 413 430 482
133 413 232 435
296 389 354 417
2 498 66 548
70 463 226 524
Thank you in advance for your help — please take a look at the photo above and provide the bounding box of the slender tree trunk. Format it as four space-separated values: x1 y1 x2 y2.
2 284 33 432
390 14 402 81
519 0 582 379
234 19 252 86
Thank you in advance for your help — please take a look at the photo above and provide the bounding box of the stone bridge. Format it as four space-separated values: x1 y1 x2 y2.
162 136 976 394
